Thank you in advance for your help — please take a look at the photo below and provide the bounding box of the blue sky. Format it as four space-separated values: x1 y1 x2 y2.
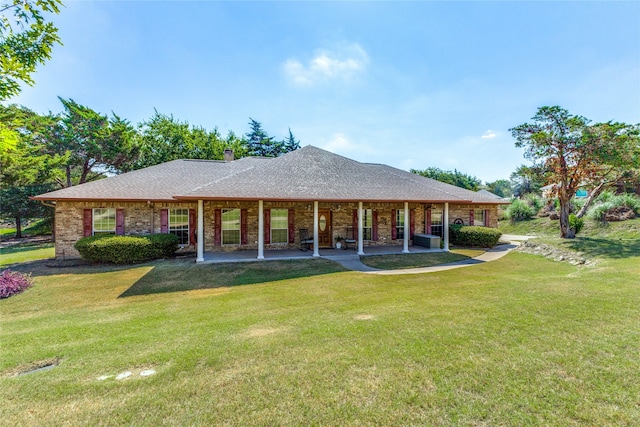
9 1 640 182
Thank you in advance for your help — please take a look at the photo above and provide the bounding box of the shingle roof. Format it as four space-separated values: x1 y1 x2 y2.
33 145 506 204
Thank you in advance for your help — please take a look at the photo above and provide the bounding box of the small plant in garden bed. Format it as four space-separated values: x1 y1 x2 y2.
0 270 33 299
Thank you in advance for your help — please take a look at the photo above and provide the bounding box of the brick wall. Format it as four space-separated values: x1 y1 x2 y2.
53 200 500 259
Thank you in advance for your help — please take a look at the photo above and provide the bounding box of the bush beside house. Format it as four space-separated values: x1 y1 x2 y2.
449 225 502 248
74 234 179 264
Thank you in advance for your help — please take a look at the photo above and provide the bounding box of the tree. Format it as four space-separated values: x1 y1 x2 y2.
245 118 282 157
509 164 546 197
0 184 54 237
510 106 640 238
0 104 61 237
133 111 248 169
410 167 481 191
484 179 512 198
573 121 640 217
41 98 139 187
0 0 63 100
282 128 301 153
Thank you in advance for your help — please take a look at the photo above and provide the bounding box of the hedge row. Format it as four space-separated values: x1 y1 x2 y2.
449 225 502 248
74 234 179 264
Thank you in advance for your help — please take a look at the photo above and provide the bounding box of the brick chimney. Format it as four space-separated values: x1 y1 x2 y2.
223 149 234 162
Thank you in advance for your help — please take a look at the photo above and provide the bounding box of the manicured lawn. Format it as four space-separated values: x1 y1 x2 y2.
1 237 639 425
360 248 485 270
0 218 52 238
0 243 55 267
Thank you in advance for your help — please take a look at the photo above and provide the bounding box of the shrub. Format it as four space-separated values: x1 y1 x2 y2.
612 193 640 214
569 214 584 235
524 193 544 214
505 199 535 221
0 270 33 299
596 190 615 204
146 233 180 258
588 202 613 222
449 225 502 248
74 234 179 264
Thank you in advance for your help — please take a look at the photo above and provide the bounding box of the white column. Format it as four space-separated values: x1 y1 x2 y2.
444 202 450 251
357 202 364 255
257 200 264 259
313 201 320 257
402 201 410 253
196 199 204 262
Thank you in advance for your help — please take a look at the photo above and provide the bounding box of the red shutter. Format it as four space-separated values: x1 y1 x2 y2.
214 209 221 246
288 208 295 243
469 209 474 226
426 209 432 234
372 210 378 241
391 209 397 240
160 209 169 233
264 209 271 244
189 209 196 244
352 209 358 240
484 209 489 227
83 209 92 237
410 209 415 238
241 209 248 245
116 209 125 235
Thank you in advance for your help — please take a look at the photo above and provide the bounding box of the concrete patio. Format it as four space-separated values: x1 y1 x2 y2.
200 244 445 264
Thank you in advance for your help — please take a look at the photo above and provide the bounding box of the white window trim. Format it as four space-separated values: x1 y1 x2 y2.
169 208 190 245
93 208 116 235
363 209 372 241
270 209 288 244
222 208 241 246
396 209 405 239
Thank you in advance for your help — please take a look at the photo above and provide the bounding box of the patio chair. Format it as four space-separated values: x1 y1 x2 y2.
344 226 356 250
299 228 314 251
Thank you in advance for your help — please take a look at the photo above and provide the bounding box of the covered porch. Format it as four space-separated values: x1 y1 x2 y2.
192 200 452 263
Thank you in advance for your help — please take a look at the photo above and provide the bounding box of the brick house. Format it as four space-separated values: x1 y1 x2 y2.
33 146 506 261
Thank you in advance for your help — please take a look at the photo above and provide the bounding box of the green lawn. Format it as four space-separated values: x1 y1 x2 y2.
0 243 55 267
2 234 639 425
0 218 53 238
360 248 485 270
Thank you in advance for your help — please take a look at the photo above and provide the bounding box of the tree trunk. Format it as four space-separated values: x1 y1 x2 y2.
66 165 72 188
559 195 575 239
15 215 22 238
576 181 607 218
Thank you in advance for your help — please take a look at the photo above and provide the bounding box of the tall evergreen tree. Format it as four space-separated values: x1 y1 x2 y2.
245 118 282 157
282 128 301 153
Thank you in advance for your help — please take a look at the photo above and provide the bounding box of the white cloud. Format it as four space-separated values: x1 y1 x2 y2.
321 133 357 152
481 130 497 139
283 43 369 86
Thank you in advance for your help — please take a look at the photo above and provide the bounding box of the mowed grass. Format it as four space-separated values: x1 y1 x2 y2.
360 248 485 270
2 240 640 425
0 243 55 267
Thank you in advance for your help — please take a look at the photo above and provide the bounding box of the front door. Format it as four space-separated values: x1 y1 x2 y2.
318 210 332 248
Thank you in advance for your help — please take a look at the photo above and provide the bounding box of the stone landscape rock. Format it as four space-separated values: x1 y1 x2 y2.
515 241 593 266
604 206 635 221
